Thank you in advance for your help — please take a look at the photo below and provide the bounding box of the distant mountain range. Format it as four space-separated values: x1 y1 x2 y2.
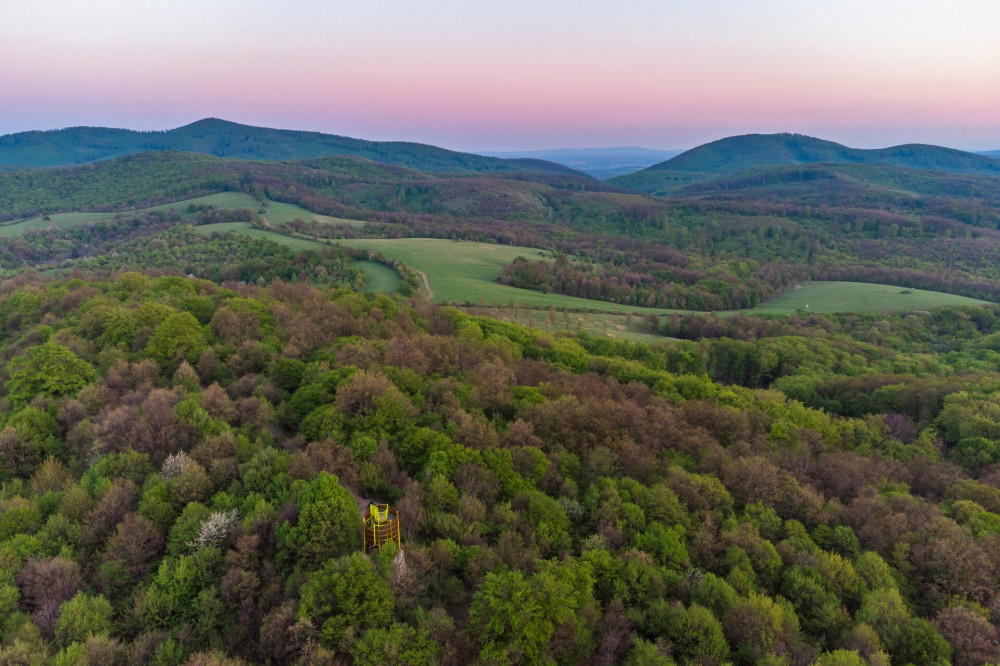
481 147 682 179
610 133 1000 194
0 118 584 176
981 150 1000 159
4 121 997 196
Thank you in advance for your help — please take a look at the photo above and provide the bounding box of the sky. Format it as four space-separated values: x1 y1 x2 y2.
1 0 998 152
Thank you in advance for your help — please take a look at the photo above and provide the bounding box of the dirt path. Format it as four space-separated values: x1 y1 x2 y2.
411 267 433 300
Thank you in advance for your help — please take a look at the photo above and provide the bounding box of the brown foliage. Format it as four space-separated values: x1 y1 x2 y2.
103 359 159 400
211 306 263 346
201 383 238 424
236 396 274 431
288 440 358 490
84 478 139 546
104 512 164 580
17 557 83 637
258 601 303 664
0 425 40 479
935 606 1000 666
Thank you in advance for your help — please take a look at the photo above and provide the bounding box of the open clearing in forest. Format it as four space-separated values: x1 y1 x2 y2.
197 230 673 312
14 193 987 319
263 200 365 227
740 281 989 314
0 194 361 238
0 192 261 237
355 260 402 293
195 225 990 319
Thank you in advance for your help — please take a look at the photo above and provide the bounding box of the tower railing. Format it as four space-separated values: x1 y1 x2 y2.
363 502 400 553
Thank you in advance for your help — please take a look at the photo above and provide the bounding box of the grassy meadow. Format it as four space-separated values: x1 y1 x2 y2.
0 192 261 237
196 224 989 320
263 200 365 227
744 281 989 314
2 191 989 335
354 260 402 293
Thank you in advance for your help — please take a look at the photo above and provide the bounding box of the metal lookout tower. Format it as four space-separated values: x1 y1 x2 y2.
363 502 401 553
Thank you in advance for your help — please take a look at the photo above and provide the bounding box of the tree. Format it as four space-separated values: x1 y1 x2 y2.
468 570 546 664
666 604 729 665
350 624 438 666
934 606 1000 666
278 471 362 571
6 343 95 406
814 650 867 666
468 560 596 664
298 553 394 649
145 312 208 367
54 592 113 648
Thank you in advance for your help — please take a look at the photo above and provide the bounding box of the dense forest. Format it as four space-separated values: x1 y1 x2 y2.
0 272 997 664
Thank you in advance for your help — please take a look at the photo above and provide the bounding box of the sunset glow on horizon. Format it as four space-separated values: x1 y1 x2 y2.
1 0 998 152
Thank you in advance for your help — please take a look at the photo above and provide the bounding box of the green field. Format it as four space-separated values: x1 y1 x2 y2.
328 238 679 312
0 192 262 237
741 281 989 314
13 192 986 318
193 225 992 317
354 260 402 293
264 200 364 227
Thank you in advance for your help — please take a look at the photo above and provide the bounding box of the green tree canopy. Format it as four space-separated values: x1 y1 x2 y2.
298 552 394 649
278 471 363 570
5 342 95 406
145 311 208 366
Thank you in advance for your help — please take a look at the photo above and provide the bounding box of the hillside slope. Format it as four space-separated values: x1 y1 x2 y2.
0 118 584 176
0 150 613 221
676 162 1000 205
611 133 1000 194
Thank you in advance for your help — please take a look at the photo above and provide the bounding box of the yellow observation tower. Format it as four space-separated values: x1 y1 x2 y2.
363 502 401 553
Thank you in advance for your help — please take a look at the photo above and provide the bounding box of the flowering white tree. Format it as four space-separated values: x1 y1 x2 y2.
188 509 239 549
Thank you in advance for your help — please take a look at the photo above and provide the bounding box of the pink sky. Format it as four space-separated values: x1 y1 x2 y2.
1 0 998 151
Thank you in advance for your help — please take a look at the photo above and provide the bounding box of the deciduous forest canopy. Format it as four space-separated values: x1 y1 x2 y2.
0 122 998 664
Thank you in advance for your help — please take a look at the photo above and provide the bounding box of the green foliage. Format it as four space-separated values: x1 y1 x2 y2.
634 523 689 571
350 624 438 666
5 343 95 406
624 638 676 665
665 603 729 664
146 312 208 367
54 592 113 648
468 559 596 664
278 472 362 571
141 548 222 631
814 651 867 666
0 271 992 664
298 552 394 648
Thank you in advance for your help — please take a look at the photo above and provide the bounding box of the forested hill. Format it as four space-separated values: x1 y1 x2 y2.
611 133 1000 194
0 151 613 221
0 118 584 177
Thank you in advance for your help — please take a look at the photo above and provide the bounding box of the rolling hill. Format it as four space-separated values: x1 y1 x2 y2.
676 162 1000 206
0 118 585 176
0 149 615 221
611 133 1000 194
